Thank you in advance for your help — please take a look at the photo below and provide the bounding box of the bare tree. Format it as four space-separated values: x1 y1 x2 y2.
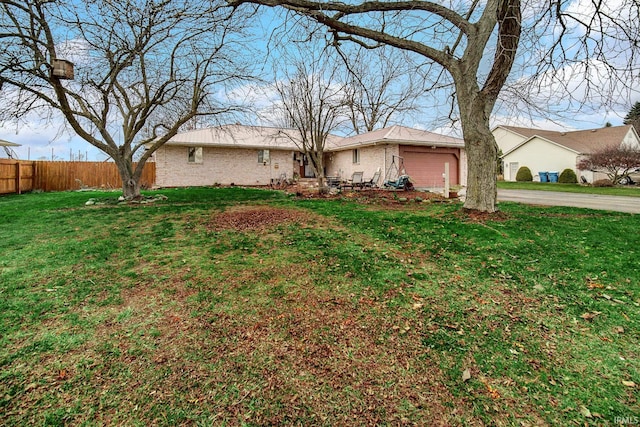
337 46 423 134
229 0 640 212
0 0 251 199
577 145 640 185
269 48 348 190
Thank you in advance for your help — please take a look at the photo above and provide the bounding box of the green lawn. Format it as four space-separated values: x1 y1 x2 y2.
1 188 638 426
498 180 640 197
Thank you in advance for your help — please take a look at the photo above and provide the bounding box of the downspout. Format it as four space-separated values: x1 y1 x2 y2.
383 146 387 182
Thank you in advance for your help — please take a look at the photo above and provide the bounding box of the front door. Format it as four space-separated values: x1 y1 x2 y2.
509 162 519 181
301 154 315 178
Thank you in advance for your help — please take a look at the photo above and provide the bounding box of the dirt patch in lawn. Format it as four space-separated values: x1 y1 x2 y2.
207 205 316 231
453 208 511 223
199 289 473 426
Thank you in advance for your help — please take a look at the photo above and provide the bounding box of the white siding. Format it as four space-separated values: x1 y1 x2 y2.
622 127 640 149
493 127 527 154
502 137 578 181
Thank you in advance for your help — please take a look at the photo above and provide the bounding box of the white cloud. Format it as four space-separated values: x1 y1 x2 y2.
562 0 631 34
56 38 92 67
0 117 100 161
498 57 640 130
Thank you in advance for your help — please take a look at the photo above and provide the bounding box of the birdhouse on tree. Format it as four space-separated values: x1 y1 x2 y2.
51 59 74 80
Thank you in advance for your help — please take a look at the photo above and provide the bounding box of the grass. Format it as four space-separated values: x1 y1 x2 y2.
1 187 639 426
498 180 640 197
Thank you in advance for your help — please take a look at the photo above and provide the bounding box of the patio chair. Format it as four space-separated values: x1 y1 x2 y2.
363 169 381 188
341 171 364 190
326 176 341 188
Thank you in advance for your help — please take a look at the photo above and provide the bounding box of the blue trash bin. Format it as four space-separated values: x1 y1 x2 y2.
548 171 559 183
539 172 549 183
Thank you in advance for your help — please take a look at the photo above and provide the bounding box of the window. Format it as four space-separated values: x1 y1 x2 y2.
188 147 203 164
352 149 360 164
258 149 270 164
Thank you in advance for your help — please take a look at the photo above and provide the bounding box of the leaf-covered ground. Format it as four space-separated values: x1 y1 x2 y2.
0 187 638 426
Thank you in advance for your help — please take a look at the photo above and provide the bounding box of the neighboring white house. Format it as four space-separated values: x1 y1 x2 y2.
493 125 640 182
155 124 467 189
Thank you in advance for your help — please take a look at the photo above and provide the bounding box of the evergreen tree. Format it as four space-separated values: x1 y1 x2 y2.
624 102 640 133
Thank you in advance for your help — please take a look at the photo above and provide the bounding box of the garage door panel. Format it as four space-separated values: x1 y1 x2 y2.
402 151 458 187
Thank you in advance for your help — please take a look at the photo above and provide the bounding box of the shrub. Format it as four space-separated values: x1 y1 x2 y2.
558 168 578 184
515 166 533 182
592 179 614 187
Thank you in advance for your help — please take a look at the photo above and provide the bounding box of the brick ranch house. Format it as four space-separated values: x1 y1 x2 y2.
154 124 467 189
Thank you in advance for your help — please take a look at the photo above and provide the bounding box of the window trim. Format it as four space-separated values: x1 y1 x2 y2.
258 149 270 164
352 149 360 164
187 146 203 164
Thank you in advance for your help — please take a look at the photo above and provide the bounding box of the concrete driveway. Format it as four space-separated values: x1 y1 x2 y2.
497 189 640 214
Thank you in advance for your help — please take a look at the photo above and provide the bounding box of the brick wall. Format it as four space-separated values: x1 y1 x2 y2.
155 145 296 187
326 144 397 184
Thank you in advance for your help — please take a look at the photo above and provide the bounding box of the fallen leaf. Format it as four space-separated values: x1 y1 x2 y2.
486 384 500 399
580 406 592 418
462 369 471 382
580 312 601 321
622 381 636 387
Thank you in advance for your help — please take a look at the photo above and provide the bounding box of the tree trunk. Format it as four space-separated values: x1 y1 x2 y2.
115 158 142 200
308 148 327 193
457 87 499 213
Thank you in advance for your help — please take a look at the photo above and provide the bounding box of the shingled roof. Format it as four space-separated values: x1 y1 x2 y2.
500 125 635 154
165 124 462 151
333 125 463 150
164 124 342 150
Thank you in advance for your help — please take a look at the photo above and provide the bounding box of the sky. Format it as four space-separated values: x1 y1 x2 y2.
1 0 638 161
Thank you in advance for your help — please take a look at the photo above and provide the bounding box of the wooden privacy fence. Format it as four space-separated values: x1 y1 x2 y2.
0 159 35 195
0 160 156 194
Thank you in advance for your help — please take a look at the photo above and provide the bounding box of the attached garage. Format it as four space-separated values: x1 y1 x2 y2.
399 146 460 187
319 125 467 189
